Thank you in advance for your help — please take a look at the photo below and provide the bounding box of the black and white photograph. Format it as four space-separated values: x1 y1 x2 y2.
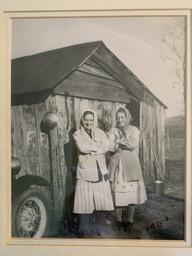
11 16 185 240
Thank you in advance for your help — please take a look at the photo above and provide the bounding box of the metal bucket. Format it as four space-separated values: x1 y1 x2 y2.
154 180 165 195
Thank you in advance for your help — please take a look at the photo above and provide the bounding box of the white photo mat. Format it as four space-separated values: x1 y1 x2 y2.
0 1 191 256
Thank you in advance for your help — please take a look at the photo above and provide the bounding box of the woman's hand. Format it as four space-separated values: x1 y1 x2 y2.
114 138 121 150
115 138 121 144
90 142 107 155
119 138 135 150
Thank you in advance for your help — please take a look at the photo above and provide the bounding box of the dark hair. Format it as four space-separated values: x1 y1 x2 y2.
83 111 94 119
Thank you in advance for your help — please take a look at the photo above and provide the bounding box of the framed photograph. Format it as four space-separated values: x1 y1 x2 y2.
0 1 192 255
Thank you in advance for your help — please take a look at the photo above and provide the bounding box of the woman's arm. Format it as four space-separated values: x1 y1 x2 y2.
107 128 120 152
93 129 110 155
119 127 140 150
73 132 98 154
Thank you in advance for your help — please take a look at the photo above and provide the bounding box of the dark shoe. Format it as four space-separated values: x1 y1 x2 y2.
122 222 128 232
77 230 92 238
122 222 134 232
116 221 122 231
127 221 134 231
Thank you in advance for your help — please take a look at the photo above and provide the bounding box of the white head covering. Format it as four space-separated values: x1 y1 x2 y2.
80 109 98 129
115 107 132 133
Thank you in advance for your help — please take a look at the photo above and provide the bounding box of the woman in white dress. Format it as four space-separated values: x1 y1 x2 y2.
73 109 114 235
108 107 147 231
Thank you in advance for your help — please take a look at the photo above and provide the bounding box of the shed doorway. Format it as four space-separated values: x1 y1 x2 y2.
126 97 140 129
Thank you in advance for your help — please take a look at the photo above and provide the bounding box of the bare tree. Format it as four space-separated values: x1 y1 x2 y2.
159 18 185 115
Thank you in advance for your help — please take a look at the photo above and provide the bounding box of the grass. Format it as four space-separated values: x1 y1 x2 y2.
165 160 184 200
134 192 184 240
58 191 184 240
164 114 185 199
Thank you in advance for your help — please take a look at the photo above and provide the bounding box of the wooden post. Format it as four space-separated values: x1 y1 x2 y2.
40 111 58 235
47 131 55 222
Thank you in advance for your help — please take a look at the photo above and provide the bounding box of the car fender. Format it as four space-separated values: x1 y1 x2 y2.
12 174 50 200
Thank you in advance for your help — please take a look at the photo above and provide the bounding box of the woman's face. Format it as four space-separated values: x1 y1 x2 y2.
83 113 94 130
116 110 131 128
116 111 126 128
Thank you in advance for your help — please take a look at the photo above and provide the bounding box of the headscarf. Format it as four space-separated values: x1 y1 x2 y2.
80 109 98 138
115 107 132 138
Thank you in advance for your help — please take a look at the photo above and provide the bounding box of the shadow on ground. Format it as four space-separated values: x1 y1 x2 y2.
57 192 184 240
57 159 184 240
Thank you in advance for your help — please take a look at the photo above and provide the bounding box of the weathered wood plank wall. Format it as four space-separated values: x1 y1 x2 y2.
12 94 165 228
11 96 126 230
11 55 165 231
53 57 130 104
140 92 165 185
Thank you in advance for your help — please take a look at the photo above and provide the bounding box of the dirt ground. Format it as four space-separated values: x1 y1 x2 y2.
58 160 184 240
56 116 185 239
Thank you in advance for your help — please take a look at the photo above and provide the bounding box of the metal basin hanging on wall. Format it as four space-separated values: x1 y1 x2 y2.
40 112 59 133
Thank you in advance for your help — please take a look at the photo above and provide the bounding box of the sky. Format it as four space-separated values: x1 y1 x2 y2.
12 17 185 117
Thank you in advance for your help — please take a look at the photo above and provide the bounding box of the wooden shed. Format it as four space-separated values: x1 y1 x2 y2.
11 41 166 232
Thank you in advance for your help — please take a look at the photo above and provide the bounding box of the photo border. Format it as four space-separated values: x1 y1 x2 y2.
0 2 191 256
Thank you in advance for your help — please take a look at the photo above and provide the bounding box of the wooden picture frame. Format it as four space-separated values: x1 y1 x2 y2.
0 1 191 255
